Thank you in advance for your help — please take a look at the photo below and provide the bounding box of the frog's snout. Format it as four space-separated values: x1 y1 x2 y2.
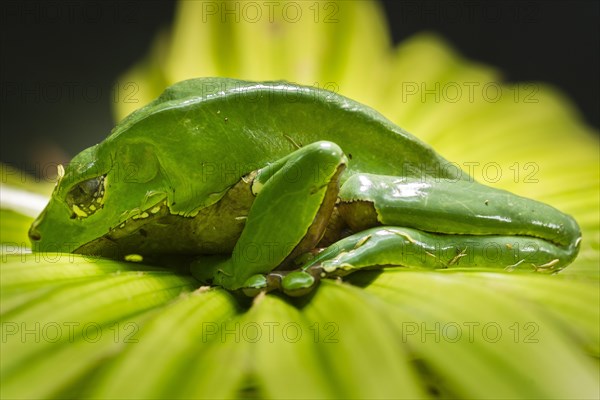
28 222 42 242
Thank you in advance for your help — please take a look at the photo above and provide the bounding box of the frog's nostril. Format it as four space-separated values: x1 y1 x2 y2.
29 226 41 241
29 210 46 242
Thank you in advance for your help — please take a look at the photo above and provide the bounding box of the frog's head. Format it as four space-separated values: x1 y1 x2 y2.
28 138 165 258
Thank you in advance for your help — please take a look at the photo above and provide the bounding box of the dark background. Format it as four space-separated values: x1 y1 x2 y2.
1 0 598 175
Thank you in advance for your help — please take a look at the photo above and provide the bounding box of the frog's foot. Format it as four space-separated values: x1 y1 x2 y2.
241 267 324 297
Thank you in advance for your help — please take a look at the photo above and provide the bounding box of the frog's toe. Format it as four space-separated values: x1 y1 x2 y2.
282 270 319 297
241 269 321 297
241 274 270 297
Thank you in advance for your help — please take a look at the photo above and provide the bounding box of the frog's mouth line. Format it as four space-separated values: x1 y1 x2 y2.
73 173 258 263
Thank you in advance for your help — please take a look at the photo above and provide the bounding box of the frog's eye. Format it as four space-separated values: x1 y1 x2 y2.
66 175 106 219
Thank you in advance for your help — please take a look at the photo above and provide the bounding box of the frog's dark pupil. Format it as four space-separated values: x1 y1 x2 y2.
80 180 98 196
67 177 101 204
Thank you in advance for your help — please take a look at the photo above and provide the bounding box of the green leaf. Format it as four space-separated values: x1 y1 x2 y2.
354 270 599 398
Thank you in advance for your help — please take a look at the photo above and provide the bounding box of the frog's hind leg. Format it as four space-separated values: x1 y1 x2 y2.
295 226 578 280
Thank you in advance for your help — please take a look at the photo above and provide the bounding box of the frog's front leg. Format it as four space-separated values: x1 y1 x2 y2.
306 173 581 276
191 141 347 295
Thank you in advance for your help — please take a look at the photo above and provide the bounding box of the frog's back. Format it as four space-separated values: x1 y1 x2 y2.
103 78 464 215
